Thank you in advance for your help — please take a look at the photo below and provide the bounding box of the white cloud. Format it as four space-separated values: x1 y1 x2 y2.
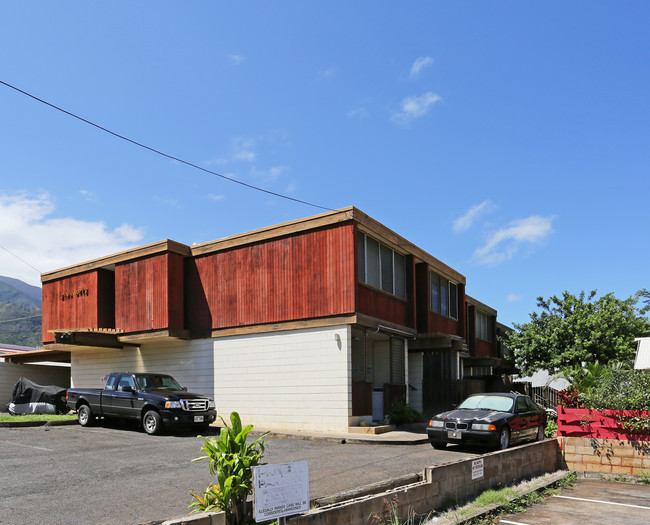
474 215 555 265
316 67 336 82
230 55 244 65
507 294 523 302
410 56 434 78
453 200 497 233
0 192 144 287
347 107 370 119
391 92 442 125
205 193 226 201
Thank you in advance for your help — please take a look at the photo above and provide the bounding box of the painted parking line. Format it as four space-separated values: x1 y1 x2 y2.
500 520 531 525
552 494 650 511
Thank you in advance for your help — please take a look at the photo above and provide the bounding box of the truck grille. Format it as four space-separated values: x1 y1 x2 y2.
445 422 468 430
181 399 209 411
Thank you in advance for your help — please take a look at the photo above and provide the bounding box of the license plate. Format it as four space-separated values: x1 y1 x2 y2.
448 430 462 439
194 416 204 423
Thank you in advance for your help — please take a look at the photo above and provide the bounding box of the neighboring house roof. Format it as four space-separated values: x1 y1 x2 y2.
0 343 40 354
634 337 650 370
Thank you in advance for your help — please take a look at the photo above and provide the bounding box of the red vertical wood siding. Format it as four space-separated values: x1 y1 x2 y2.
115 252 184 332
185 224 356 331
41 270 114 343
356 286 411 328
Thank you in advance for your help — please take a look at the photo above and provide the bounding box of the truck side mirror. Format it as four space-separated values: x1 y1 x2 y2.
122 385 135 393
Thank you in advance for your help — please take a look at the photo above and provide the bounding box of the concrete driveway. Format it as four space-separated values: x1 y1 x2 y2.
0 421 477 524
498 478 650 525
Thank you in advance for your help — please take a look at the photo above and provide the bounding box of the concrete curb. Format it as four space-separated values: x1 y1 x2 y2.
257 430 430 446
0 418 78 428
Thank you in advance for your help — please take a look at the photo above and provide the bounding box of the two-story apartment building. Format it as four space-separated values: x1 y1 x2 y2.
2 207 512 433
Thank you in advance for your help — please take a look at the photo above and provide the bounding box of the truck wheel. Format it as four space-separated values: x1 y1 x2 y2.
143 410 162 435
78 404 94 427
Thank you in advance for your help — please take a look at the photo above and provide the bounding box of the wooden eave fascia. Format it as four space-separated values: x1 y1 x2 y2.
118 329 190 343
190 207 356 257
41 239 191 283
465 295 498 317
203 315 358 339
1 346 72 363
352 208 466 286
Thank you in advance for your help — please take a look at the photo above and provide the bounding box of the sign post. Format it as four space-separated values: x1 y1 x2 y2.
253 461 309 523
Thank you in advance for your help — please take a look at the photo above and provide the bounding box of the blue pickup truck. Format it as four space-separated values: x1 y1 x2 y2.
66 372 217 435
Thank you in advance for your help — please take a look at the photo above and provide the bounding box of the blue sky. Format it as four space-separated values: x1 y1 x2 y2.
0 2 648 327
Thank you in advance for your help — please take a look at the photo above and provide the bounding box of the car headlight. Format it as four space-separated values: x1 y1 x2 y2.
429 420 444 428
208 399 215 409
165 401 182 409
473 423 497 431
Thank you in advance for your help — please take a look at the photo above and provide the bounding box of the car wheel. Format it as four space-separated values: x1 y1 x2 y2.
498 427 510 450
77 404 94 427
143 410 162 435
535 425 545 442
430 440 447 450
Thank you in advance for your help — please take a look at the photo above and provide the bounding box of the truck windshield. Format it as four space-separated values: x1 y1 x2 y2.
135 374 183 391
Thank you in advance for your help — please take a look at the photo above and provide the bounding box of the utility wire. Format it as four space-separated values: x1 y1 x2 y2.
0 242 42 274
0 313 42 323
0 80 335 212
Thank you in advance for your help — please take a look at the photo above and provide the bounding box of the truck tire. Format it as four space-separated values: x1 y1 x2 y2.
143 410 162 435
78 404 94 427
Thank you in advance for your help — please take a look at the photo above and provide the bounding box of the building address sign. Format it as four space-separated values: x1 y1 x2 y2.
60 288 89 301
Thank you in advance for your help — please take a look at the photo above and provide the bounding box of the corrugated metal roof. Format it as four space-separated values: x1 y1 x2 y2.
634 337 650 370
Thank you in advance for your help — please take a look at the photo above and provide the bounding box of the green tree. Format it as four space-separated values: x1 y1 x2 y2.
502 290 650 376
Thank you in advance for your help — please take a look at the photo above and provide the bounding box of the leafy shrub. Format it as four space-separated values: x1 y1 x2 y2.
580 369 650 411
388 404 422 426
190 412 269 524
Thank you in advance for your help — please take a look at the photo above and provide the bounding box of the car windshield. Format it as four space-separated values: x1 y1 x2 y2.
135 374 183 391
457 395 514 412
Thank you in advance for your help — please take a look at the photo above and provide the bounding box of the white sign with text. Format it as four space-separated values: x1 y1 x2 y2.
471 458 484 480
253 461 309 522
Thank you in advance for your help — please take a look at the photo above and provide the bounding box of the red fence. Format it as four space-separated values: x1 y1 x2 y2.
557 406 650 441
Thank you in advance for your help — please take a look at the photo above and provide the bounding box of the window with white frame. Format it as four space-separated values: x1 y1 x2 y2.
430 271 458 320
476 310 493 342
357 232 407 299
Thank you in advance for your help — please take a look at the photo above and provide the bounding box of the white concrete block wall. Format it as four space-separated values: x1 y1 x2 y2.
0 362 70 409
69 325 353 433
213 325 351 434
407 352 423 415
70 339 215 397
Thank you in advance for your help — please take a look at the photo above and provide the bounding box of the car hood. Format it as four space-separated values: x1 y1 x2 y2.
436 409 509 422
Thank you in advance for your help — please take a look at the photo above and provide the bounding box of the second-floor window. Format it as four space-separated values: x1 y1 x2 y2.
430 271 458 320
357 232 406 299
476 310 493 341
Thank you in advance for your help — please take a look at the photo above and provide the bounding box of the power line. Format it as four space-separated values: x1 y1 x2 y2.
0 242 42 274
0 79 335 212
0 313 42 323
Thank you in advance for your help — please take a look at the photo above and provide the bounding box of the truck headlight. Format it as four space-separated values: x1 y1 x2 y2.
165 401 182 409
208 399 215 409
429 420 444 428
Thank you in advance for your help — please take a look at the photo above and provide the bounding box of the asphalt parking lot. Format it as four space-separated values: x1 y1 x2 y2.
498 478 650 525
0 422 476 525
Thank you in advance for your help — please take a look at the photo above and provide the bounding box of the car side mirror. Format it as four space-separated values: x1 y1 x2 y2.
182 386 187 392
122 385 135 393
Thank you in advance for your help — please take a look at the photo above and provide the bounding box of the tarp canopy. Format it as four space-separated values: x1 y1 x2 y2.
6 377 67 415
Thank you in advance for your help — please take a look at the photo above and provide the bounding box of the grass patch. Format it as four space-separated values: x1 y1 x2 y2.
438 471 577 524
0 413 76 423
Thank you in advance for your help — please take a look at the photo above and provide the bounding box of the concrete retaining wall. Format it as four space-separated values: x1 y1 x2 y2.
560 436 650 476
162 440 560 525
288 439 559 525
